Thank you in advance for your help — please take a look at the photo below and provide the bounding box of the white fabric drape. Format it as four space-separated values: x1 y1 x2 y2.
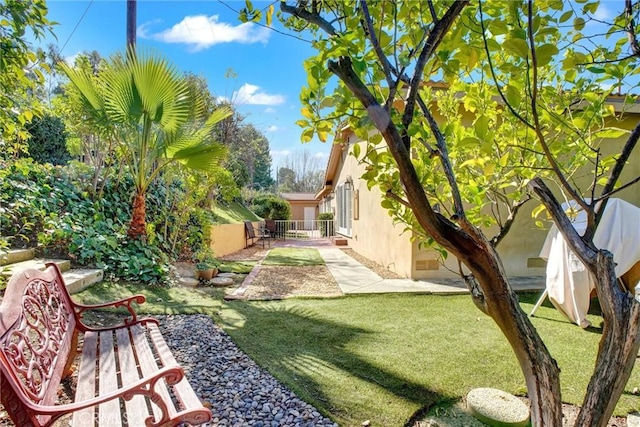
539 198 640 328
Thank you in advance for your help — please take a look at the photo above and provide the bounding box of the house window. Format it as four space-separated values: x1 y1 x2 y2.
337 181 352 236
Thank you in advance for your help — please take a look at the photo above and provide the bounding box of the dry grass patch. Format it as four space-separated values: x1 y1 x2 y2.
243 265 342 300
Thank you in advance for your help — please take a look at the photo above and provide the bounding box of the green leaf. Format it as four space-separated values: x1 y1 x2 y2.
503 38 529 59
352 143 361 159
595 127 629 139
587 66 606 74
559 10 573 23
536 44 559 67
573 17 585 30
301 127 314 142
380 199 394 209
505 85 521 108
474 115 489 139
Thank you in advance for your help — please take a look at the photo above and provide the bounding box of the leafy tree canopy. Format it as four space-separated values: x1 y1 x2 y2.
0 0 55 157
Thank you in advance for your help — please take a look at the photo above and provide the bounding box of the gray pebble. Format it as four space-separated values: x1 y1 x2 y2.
158 315 337 427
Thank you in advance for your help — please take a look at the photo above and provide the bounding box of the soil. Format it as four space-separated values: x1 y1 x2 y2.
340 247 402 279
241 265 342 300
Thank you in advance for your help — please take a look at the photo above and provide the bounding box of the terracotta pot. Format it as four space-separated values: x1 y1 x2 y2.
196 268 216 280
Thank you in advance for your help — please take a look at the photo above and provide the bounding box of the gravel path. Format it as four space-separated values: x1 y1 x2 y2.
159 314 337 427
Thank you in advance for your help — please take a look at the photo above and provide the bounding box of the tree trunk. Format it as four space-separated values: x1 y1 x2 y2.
529 178 640 425
575 251 640 426
128 190 146 238
450 228 564 425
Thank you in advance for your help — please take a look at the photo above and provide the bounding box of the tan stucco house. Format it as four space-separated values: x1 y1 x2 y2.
281 192 319 225
316 99 640 280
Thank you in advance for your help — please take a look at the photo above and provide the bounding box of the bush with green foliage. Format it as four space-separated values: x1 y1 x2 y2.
318 212 334 237
251 194 291 220
0 159 213 286
25 114 71 165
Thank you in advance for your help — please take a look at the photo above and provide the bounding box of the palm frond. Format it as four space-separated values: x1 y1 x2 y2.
130 49 191 132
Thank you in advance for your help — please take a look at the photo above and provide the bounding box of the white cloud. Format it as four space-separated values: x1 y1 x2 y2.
264 107 277 113
138 15 270 52
314 152 327 159
593 5 611 21
271 149 291 157
64 52 80 66
267 125 279 132
226 83 285 106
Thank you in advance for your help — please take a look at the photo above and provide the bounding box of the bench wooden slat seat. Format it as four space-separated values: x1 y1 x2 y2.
0 263 211 427
244 221 272 248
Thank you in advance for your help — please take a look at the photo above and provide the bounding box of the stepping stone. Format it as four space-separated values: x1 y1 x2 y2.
179 277 200 288
210 277 234 287
218 272 236 278
628 412 640 427
467 388 530 427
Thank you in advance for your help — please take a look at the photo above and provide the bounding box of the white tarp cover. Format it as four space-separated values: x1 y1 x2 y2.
539 198 640 328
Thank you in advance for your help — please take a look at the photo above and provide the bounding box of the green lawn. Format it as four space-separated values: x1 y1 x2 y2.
72 284 640 426
262 247 325 266
211 200 261 224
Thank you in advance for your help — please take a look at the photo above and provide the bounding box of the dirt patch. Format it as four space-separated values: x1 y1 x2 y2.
341 248 401 279
219 245 268 261
241 265 342 300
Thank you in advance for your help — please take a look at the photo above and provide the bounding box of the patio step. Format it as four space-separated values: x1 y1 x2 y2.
1 258 71 278
332 237 348 246
62 268 104 294
0 248 36 266
0 248 104 295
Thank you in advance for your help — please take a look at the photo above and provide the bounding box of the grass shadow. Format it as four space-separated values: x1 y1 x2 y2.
220 297 459 425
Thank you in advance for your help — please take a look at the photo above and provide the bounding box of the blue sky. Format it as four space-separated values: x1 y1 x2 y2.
39 0 331 170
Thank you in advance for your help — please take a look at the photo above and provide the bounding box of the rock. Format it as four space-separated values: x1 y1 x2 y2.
218 272 236 278
628 412 640 427
211 276 235 287
467 388 530 427
178 277 200 287
155 315 337 427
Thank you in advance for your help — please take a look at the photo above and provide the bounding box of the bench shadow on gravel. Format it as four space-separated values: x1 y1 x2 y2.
220 300 446 424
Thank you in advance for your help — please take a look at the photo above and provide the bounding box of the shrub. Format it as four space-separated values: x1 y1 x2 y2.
251 194 291 220
25 114 71 165
318 212 334 237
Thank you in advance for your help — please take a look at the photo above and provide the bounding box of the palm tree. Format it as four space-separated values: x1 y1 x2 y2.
62 49 232 238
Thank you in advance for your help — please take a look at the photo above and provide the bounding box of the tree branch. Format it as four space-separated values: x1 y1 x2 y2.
385 189 411 208
402 1 470 146
599 119 640 201
526 0 588 215
327 56 462 248
478 0 534 130
359 1 395 92
489 195 532 247
625 0 640 56
280 2 338 36
529 177 597 268
596 176 640 201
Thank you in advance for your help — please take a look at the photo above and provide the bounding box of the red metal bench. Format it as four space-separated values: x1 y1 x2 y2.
0 263 211 427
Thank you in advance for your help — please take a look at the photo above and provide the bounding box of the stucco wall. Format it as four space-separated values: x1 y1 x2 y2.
495 116 640 277
210 223 247 257
288 202 319 221
333 140 414 277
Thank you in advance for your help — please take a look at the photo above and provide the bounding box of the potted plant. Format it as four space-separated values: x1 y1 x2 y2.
193 247 220 280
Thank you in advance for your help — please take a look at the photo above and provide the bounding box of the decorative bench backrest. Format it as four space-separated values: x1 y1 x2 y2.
0 264 77 426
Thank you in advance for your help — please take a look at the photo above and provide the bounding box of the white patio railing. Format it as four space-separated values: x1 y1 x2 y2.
265 219 335 240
